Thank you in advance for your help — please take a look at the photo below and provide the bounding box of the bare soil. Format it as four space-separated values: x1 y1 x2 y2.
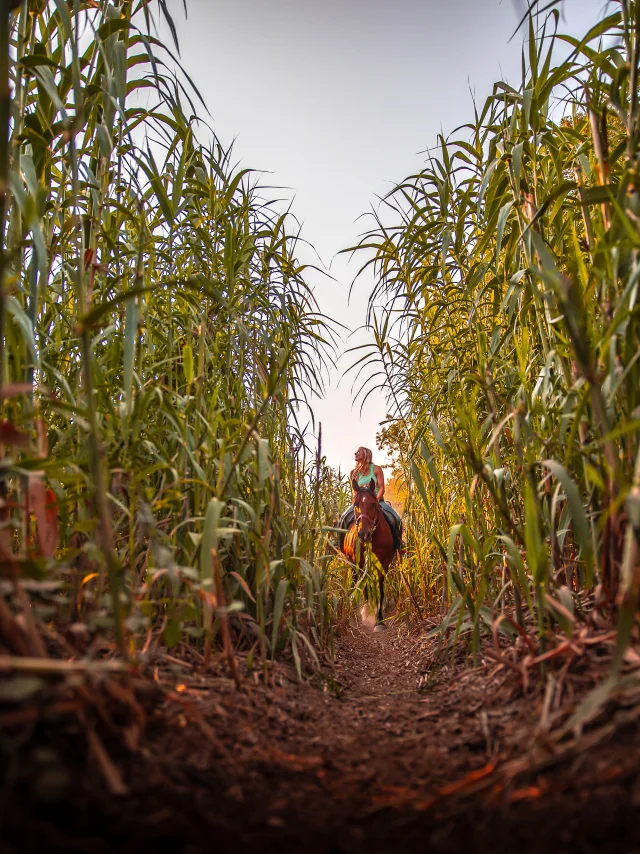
2 613 640 853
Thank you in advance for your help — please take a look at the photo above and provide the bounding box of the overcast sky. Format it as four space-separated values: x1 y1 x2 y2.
170 0 606 474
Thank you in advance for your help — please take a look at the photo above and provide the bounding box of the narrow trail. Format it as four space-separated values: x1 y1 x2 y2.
5 618 640 854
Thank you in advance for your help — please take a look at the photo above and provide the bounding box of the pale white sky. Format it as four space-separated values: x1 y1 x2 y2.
170 0 606 474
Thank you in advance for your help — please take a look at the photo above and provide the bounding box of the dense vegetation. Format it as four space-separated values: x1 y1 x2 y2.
3 0 640 696
355 1 640 666
0 0 344 674
5 5 640 850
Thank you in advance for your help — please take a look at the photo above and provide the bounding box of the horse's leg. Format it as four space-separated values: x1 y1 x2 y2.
359 546 376 628
372 572 386 631
362 550 368 603
359 542 368 601
377 572 385 624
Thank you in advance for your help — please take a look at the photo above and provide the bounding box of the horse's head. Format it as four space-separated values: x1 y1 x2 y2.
351 478 379 544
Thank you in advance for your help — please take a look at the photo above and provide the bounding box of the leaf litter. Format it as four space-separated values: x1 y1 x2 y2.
2 612 640 853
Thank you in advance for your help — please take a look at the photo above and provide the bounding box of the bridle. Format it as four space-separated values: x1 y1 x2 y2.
355 493 380 539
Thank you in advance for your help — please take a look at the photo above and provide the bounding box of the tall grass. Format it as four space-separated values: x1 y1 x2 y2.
352 1 640 663
0 0 342 672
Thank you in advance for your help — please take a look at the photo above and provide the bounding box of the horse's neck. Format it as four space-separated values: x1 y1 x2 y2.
374 502 390 531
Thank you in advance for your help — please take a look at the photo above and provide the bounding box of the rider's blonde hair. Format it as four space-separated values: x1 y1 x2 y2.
351 446 373 480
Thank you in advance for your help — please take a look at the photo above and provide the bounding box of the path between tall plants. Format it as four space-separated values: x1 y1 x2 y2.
3 611 640 854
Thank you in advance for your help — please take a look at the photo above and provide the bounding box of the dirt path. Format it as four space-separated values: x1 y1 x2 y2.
4 617 640 853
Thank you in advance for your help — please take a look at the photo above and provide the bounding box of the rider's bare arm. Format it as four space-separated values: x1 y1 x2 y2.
374 465 385 501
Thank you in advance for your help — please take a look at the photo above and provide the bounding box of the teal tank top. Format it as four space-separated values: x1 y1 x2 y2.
357 463 376 487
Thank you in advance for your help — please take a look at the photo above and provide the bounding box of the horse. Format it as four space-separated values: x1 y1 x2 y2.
341 478 396 630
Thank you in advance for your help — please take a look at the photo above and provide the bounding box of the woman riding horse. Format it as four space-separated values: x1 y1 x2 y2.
339 447 404 552
338 447 405 629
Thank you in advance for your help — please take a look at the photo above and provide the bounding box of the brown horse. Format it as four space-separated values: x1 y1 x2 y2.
342 478 396 629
